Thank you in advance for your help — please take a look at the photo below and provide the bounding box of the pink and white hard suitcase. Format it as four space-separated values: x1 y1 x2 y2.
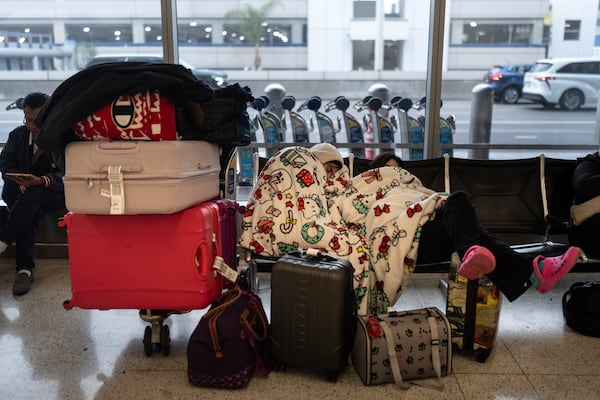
64 140 220 214
61 201 233 311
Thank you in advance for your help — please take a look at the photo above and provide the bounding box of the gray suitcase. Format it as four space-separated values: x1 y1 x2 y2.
270 250 356 382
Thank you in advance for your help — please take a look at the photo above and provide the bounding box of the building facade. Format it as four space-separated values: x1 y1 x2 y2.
0 0 598 74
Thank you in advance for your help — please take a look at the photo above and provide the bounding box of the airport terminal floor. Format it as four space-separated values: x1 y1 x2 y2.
0 257 599 400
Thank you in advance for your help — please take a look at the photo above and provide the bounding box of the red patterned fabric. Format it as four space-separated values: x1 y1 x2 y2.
72 90 177 140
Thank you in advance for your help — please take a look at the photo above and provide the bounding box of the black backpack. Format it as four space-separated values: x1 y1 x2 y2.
562 281 600 338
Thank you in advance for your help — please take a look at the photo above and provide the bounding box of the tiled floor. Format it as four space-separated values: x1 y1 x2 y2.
1 257 599 400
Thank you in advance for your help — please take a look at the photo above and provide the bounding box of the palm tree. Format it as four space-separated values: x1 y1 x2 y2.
224 0 281 70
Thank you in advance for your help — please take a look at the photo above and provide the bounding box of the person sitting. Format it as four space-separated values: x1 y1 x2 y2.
0 92 66 295
311 143 583 303
568 150 600 258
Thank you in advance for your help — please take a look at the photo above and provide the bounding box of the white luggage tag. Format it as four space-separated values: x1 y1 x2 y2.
100 165 125 214
213 255 239 283
209 233 239 283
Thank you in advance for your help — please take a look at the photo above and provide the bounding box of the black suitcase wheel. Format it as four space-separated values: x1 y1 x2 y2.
143 326 153 357
475 347 492 363
452 343 460 353
159 325 171 356
327 372 339 383
272 360 287 372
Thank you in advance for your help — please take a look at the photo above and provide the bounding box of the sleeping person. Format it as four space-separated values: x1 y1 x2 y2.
240 143 582 315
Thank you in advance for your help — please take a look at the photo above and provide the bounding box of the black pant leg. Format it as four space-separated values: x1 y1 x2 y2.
416 219 453 264
435 191 483 257
478 230 534 302
423 190 534 302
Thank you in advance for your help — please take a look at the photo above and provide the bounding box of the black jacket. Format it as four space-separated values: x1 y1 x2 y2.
572 152 600 203
35 62 215 154
0 125 64 203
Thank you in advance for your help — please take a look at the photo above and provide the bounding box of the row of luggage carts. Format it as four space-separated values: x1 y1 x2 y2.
239 93 456 184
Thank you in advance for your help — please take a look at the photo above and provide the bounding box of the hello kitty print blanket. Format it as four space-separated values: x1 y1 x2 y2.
239 147 448 315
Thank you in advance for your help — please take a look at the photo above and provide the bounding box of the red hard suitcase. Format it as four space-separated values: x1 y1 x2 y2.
270 250 356 381
61 200 233 311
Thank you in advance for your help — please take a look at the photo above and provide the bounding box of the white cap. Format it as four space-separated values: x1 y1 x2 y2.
310 143 343 165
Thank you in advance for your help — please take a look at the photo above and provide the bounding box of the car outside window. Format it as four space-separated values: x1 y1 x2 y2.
558 62 585 74
529 62 553 73
582 62 600 74
514 65 532 74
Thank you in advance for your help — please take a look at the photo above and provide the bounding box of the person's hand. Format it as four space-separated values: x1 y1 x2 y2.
11 174 43 189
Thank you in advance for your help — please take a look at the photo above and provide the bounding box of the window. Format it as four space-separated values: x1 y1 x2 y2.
460 23 533 44
262 24 291 45
581 62 600 74
383 40 403 70
0 25 55 71
65 24 133 43
559 62 600 74
564 20 581 41
354 1 376 19
503 64 532 74
354 0 404 20
385 0 404 19
222 22 290 45
558 62 583 73
179 22 213 44
352 40 374 70
0 25 54 47
143 23 163 42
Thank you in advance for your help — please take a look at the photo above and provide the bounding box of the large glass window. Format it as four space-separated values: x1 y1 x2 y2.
0 0 595 164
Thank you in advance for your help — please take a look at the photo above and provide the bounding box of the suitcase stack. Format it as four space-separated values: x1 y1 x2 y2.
61 92 238 357
270 250 356 382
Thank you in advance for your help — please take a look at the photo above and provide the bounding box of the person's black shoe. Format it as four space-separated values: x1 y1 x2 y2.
13 271 33 295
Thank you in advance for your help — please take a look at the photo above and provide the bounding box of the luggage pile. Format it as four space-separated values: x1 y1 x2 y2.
34 63 253 356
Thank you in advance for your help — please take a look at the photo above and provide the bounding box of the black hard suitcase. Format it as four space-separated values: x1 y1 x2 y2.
270 250 356 382
445 252 502 363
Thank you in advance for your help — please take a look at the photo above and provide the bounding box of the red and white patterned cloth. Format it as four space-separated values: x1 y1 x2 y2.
239 146 448 315
72 90 177 141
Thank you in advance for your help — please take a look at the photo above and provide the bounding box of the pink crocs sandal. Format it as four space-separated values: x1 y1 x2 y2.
458 245 496 280
533 246 582 293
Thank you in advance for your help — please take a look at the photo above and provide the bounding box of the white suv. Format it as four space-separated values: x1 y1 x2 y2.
522 57 600 110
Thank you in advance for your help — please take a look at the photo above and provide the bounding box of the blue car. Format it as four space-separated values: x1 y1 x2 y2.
483 63 534 104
